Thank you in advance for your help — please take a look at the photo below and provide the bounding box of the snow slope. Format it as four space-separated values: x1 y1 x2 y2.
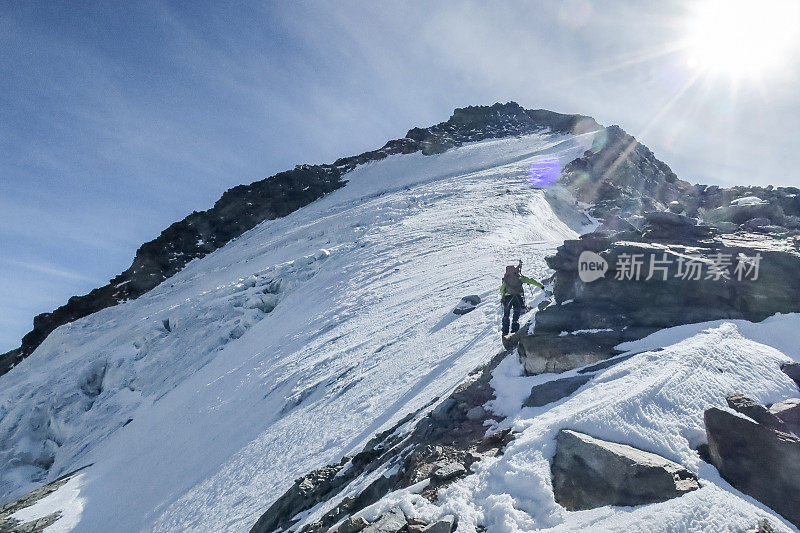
0 130 596 532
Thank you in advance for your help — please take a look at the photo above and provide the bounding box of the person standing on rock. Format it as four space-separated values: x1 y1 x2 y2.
501 260 544 337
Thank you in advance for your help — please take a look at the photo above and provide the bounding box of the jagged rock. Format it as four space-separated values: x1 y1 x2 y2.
551 429 699 510
518 225 800 375
0 466 91 533
770 398 800 435
668 200 684 213
432 462 466 481
746 518 775 533
422 515 455 533
595 213 639 233
705 407 800 527
642 211 715 243
781 362 800 387
558 125 698 221
704 202 784 227
523 375 592 408
726 394 787 431
362 507 406 533
430 399 457 422
743 217 772 231
711 221 740 234
338 516 370 533
452 295 481 315
519 331 626 375
465 406 485 421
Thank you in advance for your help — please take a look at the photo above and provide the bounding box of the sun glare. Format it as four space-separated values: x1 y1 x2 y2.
687 0 800 77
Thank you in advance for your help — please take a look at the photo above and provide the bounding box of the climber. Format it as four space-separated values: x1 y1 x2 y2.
501 260 544 337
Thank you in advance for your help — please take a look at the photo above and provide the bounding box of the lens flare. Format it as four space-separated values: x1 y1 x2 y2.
528 158 561 187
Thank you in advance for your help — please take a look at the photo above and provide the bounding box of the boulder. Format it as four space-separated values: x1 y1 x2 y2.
465 406 485 421
362 507 407 533
422 515 455 533
705 407 800 527
339 516 370 533
743 217 772 231
668 200 684 213
781 362 800 388
551 429 699 510
642 211 715 242
452 295 481 315
523 375 592 408
704 202 784 227
432 462 466 481
770 398 800 435
726 394 787 431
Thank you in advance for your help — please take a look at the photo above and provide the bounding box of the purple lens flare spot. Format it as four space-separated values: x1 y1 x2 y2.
527 157 561 187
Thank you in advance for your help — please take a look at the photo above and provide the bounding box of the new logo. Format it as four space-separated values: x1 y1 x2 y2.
578 251 608 283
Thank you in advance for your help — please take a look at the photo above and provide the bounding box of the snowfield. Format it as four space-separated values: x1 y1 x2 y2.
0 131 595 532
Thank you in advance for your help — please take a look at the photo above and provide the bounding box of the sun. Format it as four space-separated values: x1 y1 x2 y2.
686 0 800 78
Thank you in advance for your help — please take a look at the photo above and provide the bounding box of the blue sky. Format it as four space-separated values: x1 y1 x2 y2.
2 0 799 352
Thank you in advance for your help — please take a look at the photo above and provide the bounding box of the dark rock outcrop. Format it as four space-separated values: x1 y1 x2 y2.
551 429 699 510
769 398 800 436
523 374 592 408
422 515 455 533
1 102 600 376
519 213 800 375
338 516 369 533
558 125 699 220
781 362 800 388
361 507 406 533
705 405 800 527
726 394 788 432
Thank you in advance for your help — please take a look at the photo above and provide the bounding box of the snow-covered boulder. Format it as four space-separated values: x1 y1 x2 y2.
451 295 480 315
550 429 699 511
732 196 768 206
